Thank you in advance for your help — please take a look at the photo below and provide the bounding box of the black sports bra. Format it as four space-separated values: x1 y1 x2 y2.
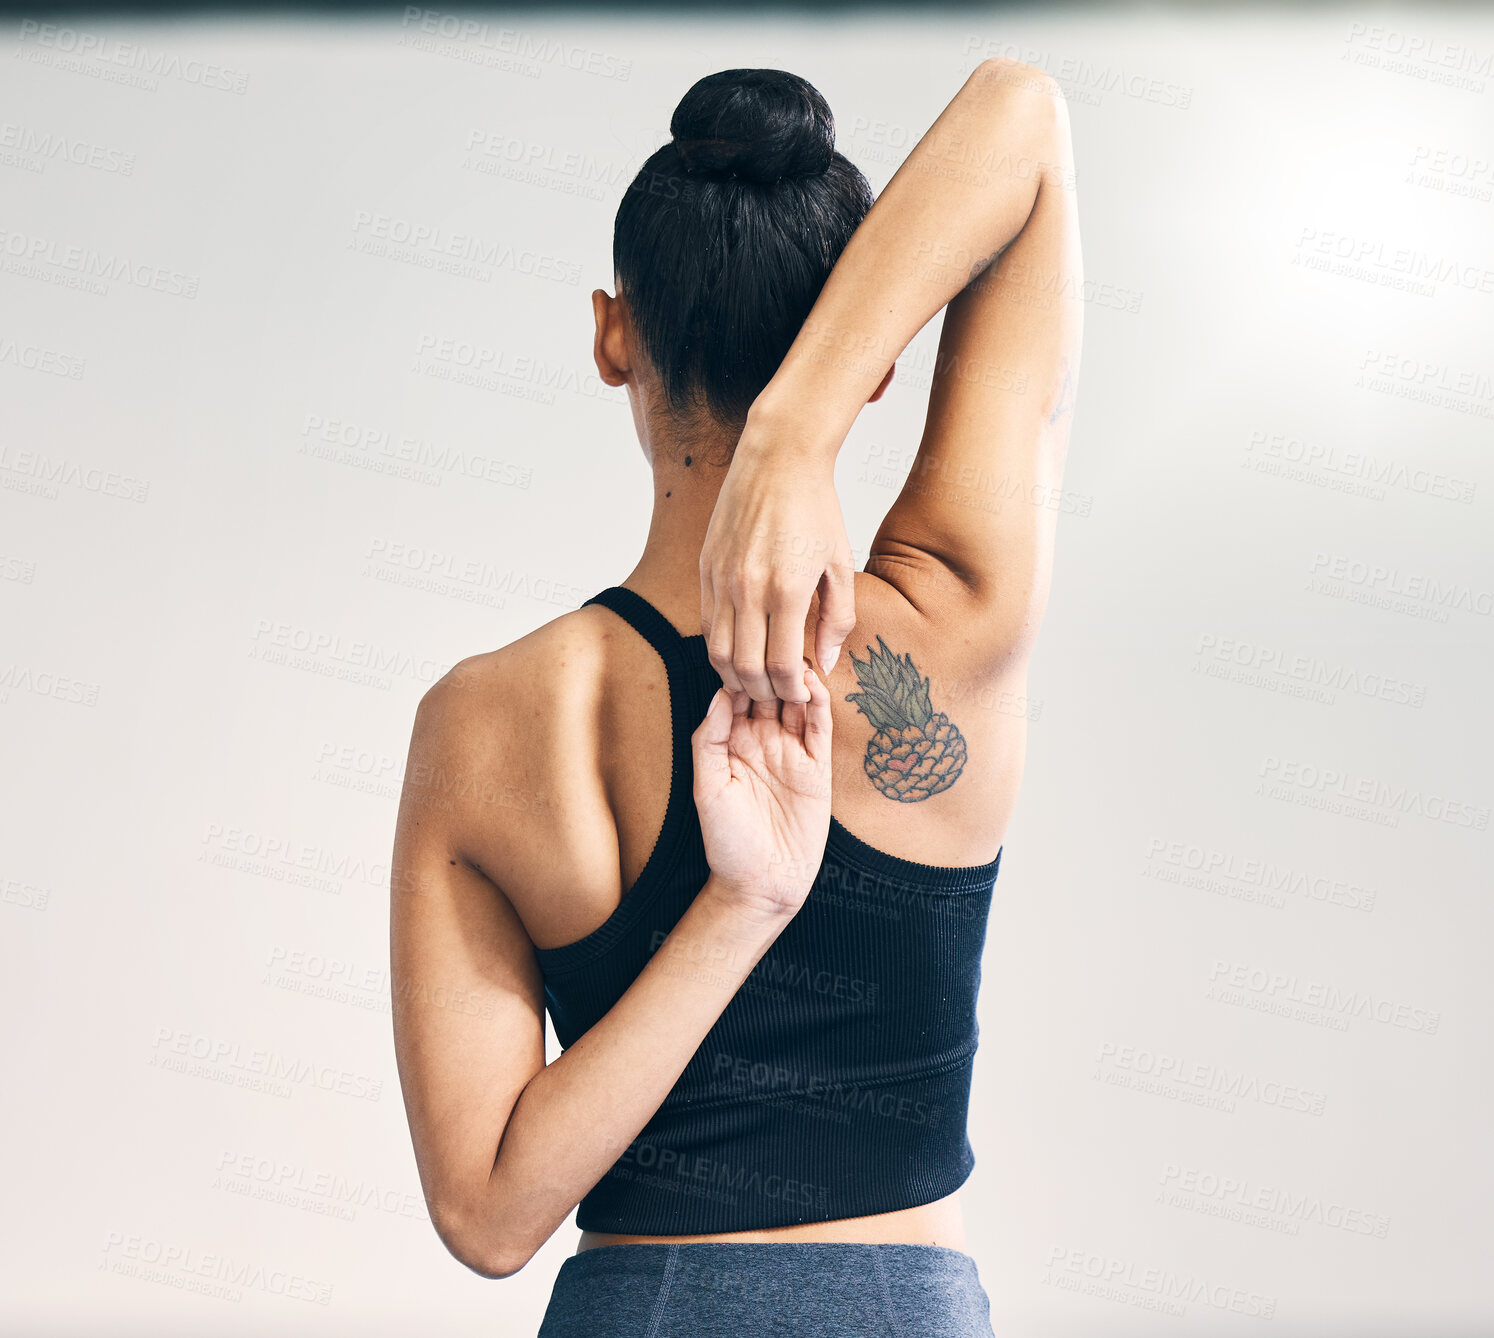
532 585 1002 1234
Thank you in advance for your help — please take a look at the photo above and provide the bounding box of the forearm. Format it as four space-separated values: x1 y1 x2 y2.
747 58 1066 461
477 877 789 1264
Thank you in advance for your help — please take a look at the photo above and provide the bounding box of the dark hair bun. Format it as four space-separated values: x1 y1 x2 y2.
670 68 835 185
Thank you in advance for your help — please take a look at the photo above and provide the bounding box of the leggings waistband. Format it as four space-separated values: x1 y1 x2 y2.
539 1240 994 1338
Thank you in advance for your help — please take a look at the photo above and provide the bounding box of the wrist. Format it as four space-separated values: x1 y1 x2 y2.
694 875 797 940
742 379 850 472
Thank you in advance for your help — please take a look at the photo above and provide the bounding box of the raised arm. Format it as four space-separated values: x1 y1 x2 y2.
701 58 1080 692
862 68 1080 661
390 660 832 1277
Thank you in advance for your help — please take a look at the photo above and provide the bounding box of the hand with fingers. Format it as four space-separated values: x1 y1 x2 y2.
699 442 856 704
691 660 834 923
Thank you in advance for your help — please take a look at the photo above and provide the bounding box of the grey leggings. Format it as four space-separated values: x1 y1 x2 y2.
536 1241 996 1337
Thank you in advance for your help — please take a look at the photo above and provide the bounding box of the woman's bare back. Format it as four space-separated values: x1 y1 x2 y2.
436 567 1027 960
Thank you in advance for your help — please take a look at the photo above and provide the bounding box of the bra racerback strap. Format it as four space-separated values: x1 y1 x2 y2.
582 585 715 781
583 586 690 668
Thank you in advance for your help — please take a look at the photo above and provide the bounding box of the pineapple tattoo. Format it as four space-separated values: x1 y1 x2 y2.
845 638 967 802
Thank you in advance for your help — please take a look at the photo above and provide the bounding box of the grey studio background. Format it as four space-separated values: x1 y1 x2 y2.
2 6 1491 1336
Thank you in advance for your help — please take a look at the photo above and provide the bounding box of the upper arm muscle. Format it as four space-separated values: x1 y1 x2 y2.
871 94 1082 663
389 669 545 1261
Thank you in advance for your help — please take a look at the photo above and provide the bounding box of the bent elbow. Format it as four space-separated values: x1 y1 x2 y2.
458 1239 534 1281
454 1242 531 1278
440 1219 536 1280
974 56 1064 101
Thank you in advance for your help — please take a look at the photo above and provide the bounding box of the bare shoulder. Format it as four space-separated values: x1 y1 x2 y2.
416 605 614 733
405 606 620 880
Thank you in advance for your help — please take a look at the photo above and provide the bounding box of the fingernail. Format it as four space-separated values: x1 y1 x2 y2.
824 646 840 673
